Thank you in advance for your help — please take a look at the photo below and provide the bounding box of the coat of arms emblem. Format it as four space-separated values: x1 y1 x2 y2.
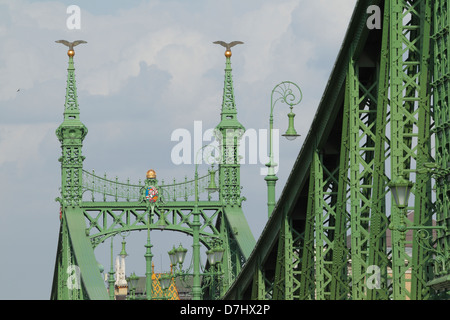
145 186 158 203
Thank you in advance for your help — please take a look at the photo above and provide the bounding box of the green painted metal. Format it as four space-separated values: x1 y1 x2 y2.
223 0 449 301
409 0 435 300
52 0 450 300
429 0 450 297
265 82 302 217
55 54 87 208
65 207 110 299
215 54 245 208
273 209 294 300
329 72 352 300
365 1 391 300
389 0 434 300
51 44 255 300
298 165 319 300
251 264 266 300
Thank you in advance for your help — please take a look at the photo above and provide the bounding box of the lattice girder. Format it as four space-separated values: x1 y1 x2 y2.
82 202 223 249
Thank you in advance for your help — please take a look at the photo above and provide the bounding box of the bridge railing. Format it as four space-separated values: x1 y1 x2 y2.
81 169 219 202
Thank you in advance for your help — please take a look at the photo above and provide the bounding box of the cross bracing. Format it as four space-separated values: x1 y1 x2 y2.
223 0 449 300
51 38 255 300
51 0 450 300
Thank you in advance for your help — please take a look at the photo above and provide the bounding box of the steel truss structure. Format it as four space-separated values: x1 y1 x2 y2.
51 0 449 300
224 0 449 300
51 44 255 300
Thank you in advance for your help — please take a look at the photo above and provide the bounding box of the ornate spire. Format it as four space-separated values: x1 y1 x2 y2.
55 40 88 207
213 41 245 206
55 40 88 141
213 41 245 131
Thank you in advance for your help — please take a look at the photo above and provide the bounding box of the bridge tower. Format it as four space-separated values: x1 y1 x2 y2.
55 47 87 208
51 40 255 300
215 44 246 207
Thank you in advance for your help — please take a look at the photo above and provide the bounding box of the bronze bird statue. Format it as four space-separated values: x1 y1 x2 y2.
55 40 87 57
213 41 244 57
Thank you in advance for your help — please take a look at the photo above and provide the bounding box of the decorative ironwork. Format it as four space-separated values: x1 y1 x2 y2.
81 169 219 202
52 37 255 301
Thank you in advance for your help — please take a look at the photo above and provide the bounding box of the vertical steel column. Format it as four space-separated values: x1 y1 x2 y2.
410 0 434 300
251 263 266 300
367 0 391 300
430 0 450 297
389 0 433 300
313 151 338 300
273 209 294 299
299 165 317 300
390 0 414 300
330 73 351 300
348 56 373 300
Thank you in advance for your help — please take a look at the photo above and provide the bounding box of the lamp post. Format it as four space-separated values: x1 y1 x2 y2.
265 81 302 217
168 241 224 299
389 177 414 209
206 244 225 299
389 176 447 234
191 145 219 299
108 237 115 300
388 176 414 239
144 209 154 300
169 244 188 273
389 173 449 293
144 169 159 300
127 272 139 300
159 273 172 299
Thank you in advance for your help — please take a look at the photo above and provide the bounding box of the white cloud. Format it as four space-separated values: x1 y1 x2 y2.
233 0 300 83
0 123 53 171
292 0 357 46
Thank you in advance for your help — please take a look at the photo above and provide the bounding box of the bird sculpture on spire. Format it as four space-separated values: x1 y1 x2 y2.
213 41 244 57
55 40 87 57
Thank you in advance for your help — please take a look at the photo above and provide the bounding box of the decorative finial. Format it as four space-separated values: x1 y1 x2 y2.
213 41 244 57
146 169 156 179
55 39 87 57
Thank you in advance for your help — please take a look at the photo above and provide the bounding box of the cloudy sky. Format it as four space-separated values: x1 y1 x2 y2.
0 0 356 299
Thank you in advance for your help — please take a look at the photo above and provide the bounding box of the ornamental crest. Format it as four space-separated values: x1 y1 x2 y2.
145 186 159 203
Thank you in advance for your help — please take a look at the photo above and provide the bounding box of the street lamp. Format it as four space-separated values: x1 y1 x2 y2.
127 272 139 300
168 246 178 267
265 81 302 217
205 167 219 193
388 176 414 209
159 273 172 292
119 238 128 259
206 245 225 266
156 209 167 230
144 171 159 300
128 272 139 289
282 106 300 140
167 241 224 299
168 244 189 274
388 176 414 240
191 145 220 299
388 172 449 292
165 145 222 300
175 243 188 266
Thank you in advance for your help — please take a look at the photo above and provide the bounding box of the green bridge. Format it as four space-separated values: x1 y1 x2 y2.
52 0 449 300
